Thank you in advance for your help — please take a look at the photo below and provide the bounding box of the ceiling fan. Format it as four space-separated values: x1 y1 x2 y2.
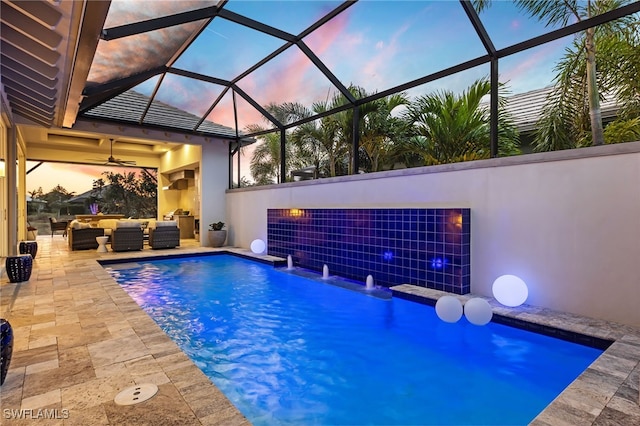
89 139 136 165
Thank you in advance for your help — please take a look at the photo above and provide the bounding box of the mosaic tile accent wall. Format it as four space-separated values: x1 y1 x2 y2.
267 208 471 294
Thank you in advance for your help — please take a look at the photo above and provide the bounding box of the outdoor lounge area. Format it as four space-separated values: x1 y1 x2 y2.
1 0 640 424
67 219 181 252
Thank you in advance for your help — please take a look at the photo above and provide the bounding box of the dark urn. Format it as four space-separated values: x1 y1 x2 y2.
1 318 14 385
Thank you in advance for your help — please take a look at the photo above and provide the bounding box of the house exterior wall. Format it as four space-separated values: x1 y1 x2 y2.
226 141 640 328
199 141 229 245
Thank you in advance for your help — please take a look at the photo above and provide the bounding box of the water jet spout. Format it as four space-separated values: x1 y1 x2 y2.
366 275 375 290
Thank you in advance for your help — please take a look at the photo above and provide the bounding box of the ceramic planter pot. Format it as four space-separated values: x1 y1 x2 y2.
5 254 33 283
19 241 38 259
208 230 227 247
1 319 13 385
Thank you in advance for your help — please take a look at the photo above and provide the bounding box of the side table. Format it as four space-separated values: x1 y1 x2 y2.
96 236 109 253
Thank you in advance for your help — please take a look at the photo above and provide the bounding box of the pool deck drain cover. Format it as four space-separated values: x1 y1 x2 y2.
114 384 158 406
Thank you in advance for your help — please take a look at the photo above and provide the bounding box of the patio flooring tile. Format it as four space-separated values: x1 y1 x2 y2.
1 236 249 425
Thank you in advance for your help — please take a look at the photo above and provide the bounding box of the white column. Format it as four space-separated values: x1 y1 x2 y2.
6 125 17 256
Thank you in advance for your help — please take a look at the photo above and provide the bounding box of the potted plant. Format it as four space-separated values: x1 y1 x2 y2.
208 221 227 247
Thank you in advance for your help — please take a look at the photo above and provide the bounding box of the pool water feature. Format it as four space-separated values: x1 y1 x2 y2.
106 255 603 426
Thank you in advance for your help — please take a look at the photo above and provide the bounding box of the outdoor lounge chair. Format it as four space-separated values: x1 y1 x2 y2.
148 221 180 249
111 223 144 252
49 217 68 237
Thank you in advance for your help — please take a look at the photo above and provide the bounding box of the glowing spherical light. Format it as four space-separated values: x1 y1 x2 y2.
435 296 463 323
464 298 493 326
250 239 266 254
492 275 528 307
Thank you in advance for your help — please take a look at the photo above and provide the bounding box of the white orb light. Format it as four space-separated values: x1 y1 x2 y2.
435 296 463 323
492 274 528 307
464 298 493 326
250 239 266 254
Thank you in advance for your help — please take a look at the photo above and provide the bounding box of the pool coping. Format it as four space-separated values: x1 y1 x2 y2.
388 284 640 426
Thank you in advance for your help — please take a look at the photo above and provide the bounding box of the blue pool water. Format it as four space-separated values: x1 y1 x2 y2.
106 254 603 425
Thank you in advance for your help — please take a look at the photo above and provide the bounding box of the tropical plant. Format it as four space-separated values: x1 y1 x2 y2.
91 169 157 218
475 0 638 151
40 184 76 216
247 102 309 184
28 188 43 200
596 18 640 143
209 221 225 231
358 93 412 172
403 78 520 165
290 112 346 178
247 131 286 185
602 117 640 143
281 86 413 176
232 176 254 188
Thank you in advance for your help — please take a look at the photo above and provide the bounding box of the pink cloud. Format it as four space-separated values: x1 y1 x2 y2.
305 10 351 57
205 88 265 132
89 0 208 85
157 76 222 118
500 40 563 86
234 8 353 111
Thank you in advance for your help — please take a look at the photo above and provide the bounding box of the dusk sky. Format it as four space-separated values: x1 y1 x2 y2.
92 0 576 131
27 163 145 196
31 0 590 193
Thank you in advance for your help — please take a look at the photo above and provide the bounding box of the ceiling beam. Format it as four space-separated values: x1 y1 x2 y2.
101 6 219 41
62 0 111 128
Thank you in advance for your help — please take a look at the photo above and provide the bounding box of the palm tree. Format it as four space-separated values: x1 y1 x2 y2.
596 17 640 143
247 130 286 185
249 86 415 178
475 0 637 149
403 78 519 165
270 91 362 178
274 101 345 178
246 102 312 185
358 93 411 172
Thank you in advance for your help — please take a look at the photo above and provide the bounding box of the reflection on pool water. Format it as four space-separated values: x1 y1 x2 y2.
106 254 603 426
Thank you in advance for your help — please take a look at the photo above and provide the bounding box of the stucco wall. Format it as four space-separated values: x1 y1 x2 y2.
199 141 229 242
226 142 640 328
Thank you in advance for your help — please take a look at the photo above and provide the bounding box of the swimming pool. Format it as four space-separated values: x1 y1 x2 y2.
106 254 603 425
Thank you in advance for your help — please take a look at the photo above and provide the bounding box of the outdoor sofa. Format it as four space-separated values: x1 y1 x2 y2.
67 221 105 250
